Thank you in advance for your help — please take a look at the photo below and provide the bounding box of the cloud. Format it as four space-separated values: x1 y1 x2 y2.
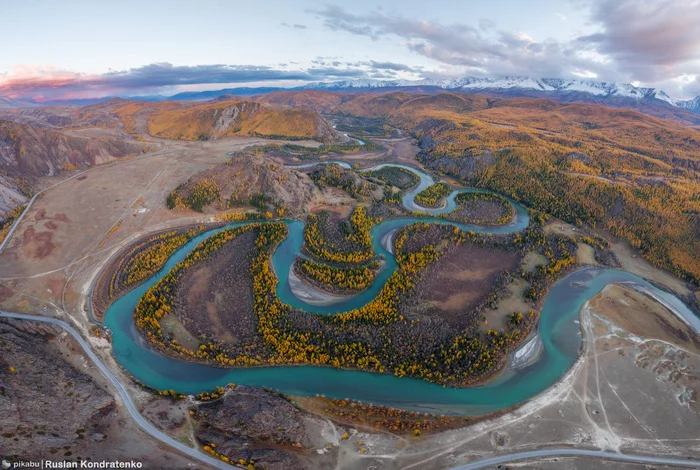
281 22 308 30
310 3 700 96
305 66 367 78
687 77 700 97
577 0 700 82
311 5 600 78
0 62 384 101
368 60 416 72
4 2 700 102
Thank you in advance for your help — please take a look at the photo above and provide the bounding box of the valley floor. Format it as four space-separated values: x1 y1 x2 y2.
0 133 698 469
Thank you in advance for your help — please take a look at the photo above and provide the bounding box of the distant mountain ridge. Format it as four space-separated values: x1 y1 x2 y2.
303 76 699 111
676 96 700 114
2 75 700 123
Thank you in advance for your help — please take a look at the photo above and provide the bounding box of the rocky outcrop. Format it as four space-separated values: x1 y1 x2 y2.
564 152 591 164
147 100 336 142
0 173 28 219
171 153 317 216
0 318 212 468
0 319 115 458
0 120 145 218
193 386 321 470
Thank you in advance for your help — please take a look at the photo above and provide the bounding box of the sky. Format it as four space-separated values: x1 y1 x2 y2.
1 0 699 102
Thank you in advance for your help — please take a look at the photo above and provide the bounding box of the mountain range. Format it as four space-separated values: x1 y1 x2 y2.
2 76 699 113
3 76 700 130
303 76 700 114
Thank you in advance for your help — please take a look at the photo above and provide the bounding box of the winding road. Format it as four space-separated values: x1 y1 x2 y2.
448 448 700 469
0 311 235 470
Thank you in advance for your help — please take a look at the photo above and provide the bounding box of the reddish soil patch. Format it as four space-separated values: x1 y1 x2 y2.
403 242 519 330
33 209 71 225
34 208 47 221
172 230 263 352
0 284 14 303
48 278 64 298
21 228 56 259
44 221 58 230
308 204 352 218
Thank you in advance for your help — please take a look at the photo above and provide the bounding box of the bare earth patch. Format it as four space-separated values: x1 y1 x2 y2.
405 242 520 330
588 283 700 354
172 229 262 350
480 278 532 332
577 242 598 266
521 251 547 273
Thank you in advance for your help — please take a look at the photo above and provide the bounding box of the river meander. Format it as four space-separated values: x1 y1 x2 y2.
101 164 699 415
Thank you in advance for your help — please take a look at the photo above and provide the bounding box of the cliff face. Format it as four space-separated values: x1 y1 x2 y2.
0 120 144 178
0 120 146 218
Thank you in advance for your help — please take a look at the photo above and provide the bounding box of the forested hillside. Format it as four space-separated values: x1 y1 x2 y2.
277 91 700 283
396 95 700 282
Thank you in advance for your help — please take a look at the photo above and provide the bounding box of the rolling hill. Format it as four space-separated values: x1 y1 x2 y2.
146 100 335 142
0 98 338 142
238 89 700 283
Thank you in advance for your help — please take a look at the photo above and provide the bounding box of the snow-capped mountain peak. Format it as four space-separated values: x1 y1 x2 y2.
676 96 700 113
303 76 699 114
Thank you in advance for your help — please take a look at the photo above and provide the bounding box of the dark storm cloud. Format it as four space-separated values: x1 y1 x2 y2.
100 63 318 88
0 63 318 97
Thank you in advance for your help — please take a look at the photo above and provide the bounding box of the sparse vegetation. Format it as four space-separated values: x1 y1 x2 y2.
147 100 334 142
368 166 419 190
415 182 452 208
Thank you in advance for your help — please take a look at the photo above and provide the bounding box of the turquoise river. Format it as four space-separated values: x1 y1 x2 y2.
100 164 699 415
